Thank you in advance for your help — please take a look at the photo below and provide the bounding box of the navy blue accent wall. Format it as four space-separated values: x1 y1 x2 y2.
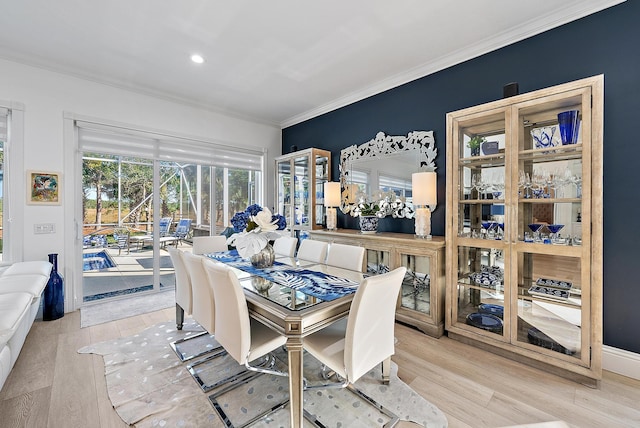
283 2 640 354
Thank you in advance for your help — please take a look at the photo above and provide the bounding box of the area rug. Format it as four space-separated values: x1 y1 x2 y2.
80 289 175 327
78 320 448 427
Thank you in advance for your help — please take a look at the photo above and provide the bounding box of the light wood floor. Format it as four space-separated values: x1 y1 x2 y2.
1 309 639 428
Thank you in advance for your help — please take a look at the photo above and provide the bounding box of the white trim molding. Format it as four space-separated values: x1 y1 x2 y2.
603 345 640 380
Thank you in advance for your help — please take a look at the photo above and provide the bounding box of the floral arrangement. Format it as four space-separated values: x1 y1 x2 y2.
350 190 414 219
227 204 288 258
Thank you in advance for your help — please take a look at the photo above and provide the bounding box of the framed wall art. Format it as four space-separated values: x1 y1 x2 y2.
28 170 61 205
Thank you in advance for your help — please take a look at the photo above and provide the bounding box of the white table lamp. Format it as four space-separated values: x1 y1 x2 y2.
324 182 341 230
412 172 437 239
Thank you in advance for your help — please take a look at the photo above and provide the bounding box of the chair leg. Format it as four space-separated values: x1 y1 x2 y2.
382 356 391 385
192 352 285 394
176 303 185 330
208 372 289 428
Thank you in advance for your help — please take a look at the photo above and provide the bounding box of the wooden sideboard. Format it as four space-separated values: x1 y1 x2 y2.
308 229 446 337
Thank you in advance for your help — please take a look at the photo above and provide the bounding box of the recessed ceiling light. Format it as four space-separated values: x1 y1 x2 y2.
190 54 204 64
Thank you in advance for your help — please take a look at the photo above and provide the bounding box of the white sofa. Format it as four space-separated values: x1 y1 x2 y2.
0 261 52 392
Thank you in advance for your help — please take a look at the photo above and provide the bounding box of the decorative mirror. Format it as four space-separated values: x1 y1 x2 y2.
339 131 437 217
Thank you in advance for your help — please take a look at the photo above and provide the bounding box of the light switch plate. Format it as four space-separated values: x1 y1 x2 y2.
34 223 55 234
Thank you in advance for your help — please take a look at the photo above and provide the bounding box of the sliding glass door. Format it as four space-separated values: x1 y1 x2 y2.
82 153 164 301
76 120 264 306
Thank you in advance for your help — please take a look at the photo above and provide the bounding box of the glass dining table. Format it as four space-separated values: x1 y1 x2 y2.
205 250 366 428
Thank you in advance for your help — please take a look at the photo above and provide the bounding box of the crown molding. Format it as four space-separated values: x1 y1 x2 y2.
281 0 625 128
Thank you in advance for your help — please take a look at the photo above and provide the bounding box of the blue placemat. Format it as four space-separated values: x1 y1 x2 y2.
206 250 359 301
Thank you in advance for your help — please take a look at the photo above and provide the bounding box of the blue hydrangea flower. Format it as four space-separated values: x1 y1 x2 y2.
272 214 287 230
245 204 263 216
231 211 250 232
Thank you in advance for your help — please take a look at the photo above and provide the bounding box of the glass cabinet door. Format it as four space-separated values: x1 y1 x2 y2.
277 160 292 228
365 248 391 275
511 87 590 365
399 252 432 316
293 155 310 228
450 107 510 340
313 152 329 227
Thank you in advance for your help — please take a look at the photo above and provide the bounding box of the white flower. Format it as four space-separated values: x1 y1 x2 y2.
229 231 269 259
253 207 278 231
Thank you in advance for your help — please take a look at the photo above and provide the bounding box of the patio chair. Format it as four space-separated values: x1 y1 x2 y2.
113 228 130 256
171 218 193 246
158 217 172 237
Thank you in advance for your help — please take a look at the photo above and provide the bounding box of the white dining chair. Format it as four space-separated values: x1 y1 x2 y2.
203 259 288 378
182 252 225 390
202 259 289 422
273 236 297 257
296 239 328 264
325 243 365 272
192 235 228 255
169 248 218 362
303 266 406 391
168 247 191 330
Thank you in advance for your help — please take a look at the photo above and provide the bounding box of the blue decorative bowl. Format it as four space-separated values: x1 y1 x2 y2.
466 312 503 334
478 303 504 319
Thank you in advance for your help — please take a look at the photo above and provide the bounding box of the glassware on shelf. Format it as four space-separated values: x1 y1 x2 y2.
547 224 565 244
528 223 544 242
531 173 550 199
518 171 531 199
531 126 558 150
558 110 580 145
481 221 492 238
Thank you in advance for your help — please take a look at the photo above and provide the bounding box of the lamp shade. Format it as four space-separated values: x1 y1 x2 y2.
324 182 341 207
412 171 437 206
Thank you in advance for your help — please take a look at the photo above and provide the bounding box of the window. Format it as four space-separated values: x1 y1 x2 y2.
0 104 25 263
78 121 264 232
0 109 6 261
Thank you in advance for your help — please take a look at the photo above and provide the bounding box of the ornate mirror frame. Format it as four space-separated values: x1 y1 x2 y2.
339 130 437 217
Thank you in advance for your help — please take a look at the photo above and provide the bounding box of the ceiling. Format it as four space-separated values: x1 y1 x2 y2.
0 0 623 127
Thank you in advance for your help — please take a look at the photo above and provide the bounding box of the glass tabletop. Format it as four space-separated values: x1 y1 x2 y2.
206 250 365 311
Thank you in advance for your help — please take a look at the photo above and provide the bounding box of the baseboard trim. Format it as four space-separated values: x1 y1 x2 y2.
602 345 640 380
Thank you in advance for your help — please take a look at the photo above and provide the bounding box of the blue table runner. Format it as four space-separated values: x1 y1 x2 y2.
206 250 359 301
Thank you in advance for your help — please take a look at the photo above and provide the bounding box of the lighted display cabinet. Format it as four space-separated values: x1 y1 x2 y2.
445 75 603 386
276 148 331 235
308 230 446 337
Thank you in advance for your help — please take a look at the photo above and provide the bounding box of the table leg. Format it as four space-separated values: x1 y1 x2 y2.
287 336 304 428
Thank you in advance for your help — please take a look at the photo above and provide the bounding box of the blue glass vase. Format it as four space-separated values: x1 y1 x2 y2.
44 253 64 321
558 110 580 145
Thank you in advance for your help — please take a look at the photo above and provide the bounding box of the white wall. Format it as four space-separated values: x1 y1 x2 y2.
0 58 281 276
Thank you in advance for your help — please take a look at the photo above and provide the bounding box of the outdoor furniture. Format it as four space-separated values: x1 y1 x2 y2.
158 218 192 248
113 228 130 255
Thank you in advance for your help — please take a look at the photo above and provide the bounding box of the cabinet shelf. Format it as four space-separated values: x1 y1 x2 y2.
458 153 505 167
446 75 603 385
458 280 504 294
518 144 583 162
460 199 505 204
518 197 581 204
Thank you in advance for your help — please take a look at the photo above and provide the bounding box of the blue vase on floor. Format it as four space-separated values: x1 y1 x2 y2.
44 253 64 321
